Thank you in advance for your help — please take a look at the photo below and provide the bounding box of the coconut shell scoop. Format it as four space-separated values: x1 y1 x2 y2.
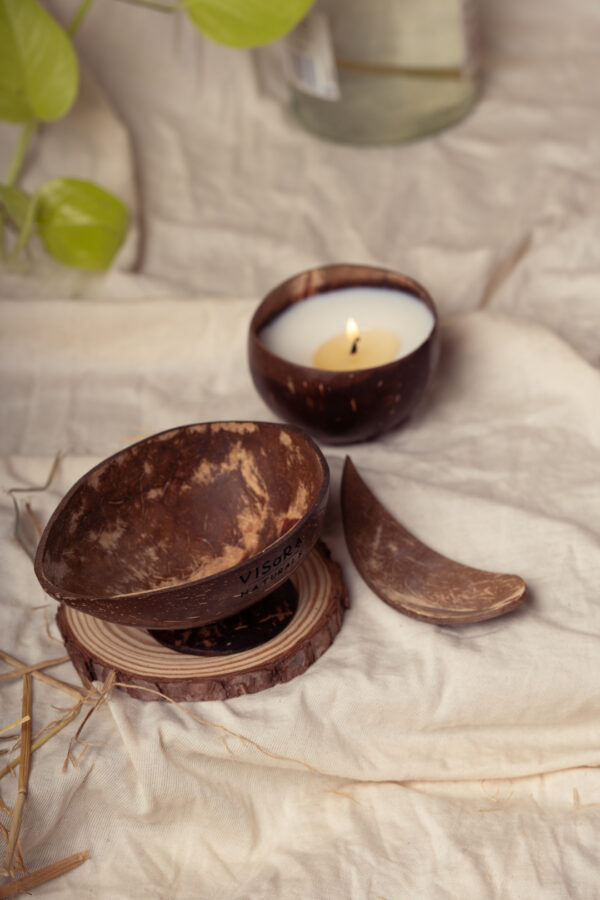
341 457 526 625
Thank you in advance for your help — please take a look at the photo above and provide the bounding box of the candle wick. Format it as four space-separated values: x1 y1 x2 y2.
350 336 360 355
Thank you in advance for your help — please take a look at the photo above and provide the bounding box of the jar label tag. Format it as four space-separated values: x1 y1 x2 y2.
284 11 340 101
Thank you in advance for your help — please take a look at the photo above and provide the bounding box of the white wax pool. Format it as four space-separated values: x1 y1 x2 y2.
259 286 435 368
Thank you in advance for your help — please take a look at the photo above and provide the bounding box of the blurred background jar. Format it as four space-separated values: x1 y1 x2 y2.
282 0 481 145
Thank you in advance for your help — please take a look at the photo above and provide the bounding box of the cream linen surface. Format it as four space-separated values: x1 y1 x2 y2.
1 303 599 898
1 0 600 897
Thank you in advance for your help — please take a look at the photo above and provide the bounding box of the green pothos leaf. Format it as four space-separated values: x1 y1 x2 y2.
36 178 129 270
0 0 78 122
184 0 315 48
0 184 31 229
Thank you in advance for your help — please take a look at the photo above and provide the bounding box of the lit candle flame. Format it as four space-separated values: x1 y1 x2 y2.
346 317 361 355
346 317 360 344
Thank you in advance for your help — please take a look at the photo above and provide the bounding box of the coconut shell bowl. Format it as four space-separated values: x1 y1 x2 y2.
34 422 348 700
248 264 440 444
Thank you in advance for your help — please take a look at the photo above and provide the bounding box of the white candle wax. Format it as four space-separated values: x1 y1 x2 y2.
259 286 435 369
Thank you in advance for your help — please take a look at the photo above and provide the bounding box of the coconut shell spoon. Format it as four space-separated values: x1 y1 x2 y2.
341 457 526 625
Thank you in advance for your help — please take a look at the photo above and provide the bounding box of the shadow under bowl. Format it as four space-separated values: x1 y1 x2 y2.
248 264 440 445
34 421 329 629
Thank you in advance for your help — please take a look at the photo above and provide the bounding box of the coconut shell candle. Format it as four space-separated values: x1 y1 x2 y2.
248 264 440 444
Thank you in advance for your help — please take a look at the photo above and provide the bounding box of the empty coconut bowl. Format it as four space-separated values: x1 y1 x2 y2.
248 264 440 444
34 422 329 629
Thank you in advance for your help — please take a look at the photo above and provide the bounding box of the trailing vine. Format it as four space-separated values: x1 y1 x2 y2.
0 0 313 271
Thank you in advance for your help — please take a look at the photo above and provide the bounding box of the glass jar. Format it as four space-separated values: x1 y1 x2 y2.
286 0 481 145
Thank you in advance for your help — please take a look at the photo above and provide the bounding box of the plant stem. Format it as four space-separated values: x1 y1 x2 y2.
67 0 96 36
7 192 40 265
117 0 183 12
6 121 35 189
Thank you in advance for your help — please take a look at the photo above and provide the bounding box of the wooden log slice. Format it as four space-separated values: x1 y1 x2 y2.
56 542 348 701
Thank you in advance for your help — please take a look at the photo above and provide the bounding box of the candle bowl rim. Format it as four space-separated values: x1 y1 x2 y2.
34 420 330 628
248 264 441 444
249 263 439 377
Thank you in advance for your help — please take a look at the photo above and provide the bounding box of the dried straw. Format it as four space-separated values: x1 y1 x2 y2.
0 720 29 740
33 605 64 645
1 676 32 875
0 827 23 878
62 671 115 772
0 650 87 782
112 680 324 775
23 503 42 539
0 705 81 782
7 452 62 561
0 656 70 683
0 849 89 898
0 651 84 700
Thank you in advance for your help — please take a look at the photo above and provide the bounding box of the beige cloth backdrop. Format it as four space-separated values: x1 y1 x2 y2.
1 0 599 897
